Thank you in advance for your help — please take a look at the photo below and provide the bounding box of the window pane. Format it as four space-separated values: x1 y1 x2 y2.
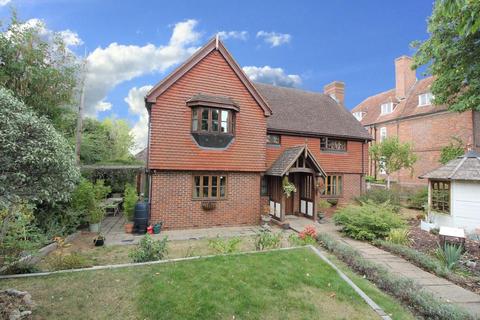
212 109 219 132
220 110 229 133
219 176 226 197
192 110 198 131
267 134 280 144
201 109 209 131
202 176 209 197
337 176 343 195
193 176 201 198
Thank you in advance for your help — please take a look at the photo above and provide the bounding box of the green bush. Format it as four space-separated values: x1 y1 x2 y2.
334 201 406 241
407 187 428 210
1 261 41 275
435 243 464 271
318 234 474 320
123 183 138 221
47 253 92 271
130 235 168 263
254 229 281 251
288 233 317 246
356 189 401 213
386 228 411 245
70 179 111 225
208 237 242 254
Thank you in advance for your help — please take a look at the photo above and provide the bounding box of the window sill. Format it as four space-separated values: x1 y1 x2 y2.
320 150 347 154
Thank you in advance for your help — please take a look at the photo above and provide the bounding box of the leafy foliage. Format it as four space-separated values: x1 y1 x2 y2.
435 243 464 271
47 252 93 271
406 187 428 210
369 137 417 188
282 176 296 198
0 14 79 127
0 87 80 209
254 229 281 251
70 179 110 224
129 235 168 263
288 227 318 246
439 137 465 164
208 237 242 254
412 0 480 112
334 201 406 241
123 183 138 221
355 188 401 213
35 203 85 239
386 228 411 245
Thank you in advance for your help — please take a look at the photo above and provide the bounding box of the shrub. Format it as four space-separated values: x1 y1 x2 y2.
254 229 281 251
318 234 474 320
407 187 428 210
355 189 401 213
435 243 464 271
71 179 110 225
334 201 406 241
47 253 92 271
208 237 242 254
123 183 138 221
386 228 411 245
130 235 168 263
1 261 40 275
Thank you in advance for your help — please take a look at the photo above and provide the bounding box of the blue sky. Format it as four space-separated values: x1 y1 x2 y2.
0 0 434 150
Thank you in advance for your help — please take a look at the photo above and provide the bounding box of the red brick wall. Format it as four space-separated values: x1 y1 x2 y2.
369 111 474 187
150 171 262 230
149 50 267 172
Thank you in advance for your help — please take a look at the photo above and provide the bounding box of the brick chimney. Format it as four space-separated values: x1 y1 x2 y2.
395 56 416 99
324 81 345 105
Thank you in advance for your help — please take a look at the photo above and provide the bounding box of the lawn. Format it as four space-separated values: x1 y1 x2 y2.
0 247 411 320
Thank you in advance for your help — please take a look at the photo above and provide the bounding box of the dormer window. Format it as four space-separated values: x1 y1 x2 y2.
418 92 433 106
380 102 394 115
353 112 363 121
187 94 239 148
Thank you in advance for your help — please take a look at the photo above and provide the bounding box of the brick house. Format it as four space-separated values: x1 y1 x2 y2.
351 56 480 189
145 37 371 230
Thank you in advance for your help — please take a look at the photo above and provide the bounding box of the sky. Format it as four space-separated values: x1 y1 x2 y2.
0 0 435 152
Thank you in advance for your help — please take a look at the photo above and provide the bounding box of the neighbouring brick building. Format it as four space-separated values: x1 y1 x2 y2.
145 37 371 230
351 56 480 189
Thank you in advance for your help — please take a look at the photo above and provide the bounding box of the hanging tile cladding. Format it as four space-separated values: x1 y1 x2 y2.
148 50 267 172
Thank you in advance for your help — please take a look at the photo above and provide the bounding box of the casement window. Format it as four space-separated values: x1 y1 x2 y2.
353 112 363 121
260 176 269 196
324 175 343 196
267 134 281 145
380 102 394 115
193 175 227 199
191 107 234 134
431 180 450 214
320 137 347 152
418 92 434 107
379 127 387 142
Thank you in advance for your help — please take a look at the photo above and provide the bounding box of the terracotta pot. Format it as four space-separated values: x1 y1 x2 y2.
124 223 134 233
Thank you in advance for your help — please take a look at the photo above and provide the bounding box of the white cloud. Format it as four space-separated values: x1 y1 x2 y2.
124 85 153 153
256 31 291 47
243 66 301 87
84 19 201 116
217 30 248 41
59 29 83 47
0 0 11 6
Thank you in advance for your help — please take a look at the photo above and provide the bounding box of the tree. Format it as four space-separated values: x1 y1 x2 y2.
439 137 465 164
0 13 79 126
412 0 480 112
370 137 418 189
0 88 80 240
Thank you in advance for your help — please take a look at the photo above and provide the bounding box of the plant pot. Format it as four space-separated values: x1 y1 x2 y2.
124 222 134 233
93 237 105 246
261 215 271 223
201 201 216 211
89 223 101 233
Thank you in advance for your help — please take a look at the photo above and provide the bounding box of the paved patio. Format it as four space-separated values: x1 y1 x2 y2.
287 215 480 316
102 214 263 246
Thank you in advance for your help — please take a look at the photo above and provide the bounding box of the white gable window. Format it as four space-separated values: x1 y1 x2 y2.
380 127 387 142
380 102 394 115
353 112 363 121
418 92 434 106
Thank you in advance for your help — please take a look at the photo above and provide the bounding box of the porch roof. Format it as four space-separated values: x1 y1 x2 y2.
265 145 326 177
420 150 480 181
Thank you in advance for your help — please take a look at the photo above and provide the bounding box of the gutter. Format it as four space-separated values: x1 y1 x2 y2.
267 128 372 142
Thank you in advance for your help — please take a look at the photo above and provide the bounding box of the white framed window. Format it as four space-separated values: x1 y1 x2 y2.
380 102 394 115
418 92 434 106
379 127 387 142
353 112 363 121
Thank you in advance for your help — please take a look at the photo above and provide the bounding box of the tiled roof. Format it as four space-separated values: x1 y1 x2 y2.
265 145 326 176
352 77 447 126
135 148 148 164
420 150 480 181
255 83 371 140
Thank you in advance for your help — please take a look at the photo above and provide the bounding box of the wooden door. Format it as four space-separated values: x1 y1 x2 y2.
285 175 295 214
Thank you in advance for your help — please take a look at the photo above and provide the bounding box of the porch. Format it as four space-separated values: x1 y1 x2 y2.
264 145 326 223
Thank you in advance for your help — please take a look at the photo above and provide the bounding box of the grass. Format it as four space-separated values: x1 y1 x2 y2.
1 248 387 320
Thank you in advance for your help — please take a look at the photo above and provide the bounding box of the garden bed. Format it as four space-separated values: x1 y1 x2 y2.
0 248 406 320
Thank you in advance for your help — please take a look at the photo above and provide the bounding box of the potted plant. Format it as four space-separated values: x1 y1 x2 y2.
261 204 271 223
282 176 296 198
93 234 105 246
316 199 331 222
89 206 105 233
